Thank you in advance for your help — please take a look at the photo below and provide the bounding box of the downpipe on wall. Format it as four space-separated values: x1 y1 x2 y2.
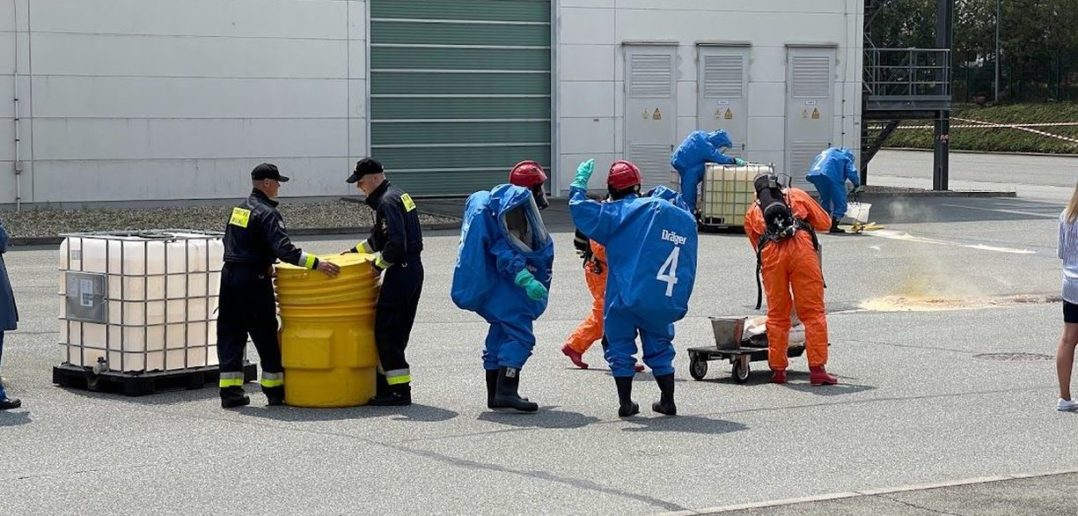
11 0 22 211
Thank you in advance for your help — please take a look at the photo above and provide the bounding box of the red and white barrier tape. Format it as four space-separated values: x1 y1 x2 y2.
869 117 1078 145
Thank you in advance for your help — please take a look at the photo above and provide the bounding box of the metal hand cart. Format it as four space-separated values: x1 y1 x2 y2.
687 316 805 383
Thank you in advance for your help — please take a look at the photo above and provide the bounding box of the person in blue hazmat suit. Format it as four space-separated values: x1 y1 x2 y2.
569 159 698 417
670 129 746 216
805 147 863 233
451 161 554 413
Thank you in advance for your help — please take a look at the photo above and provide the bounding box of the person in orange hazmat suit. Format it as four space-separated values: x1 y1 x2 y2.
560 229 644 373
743 172 837 385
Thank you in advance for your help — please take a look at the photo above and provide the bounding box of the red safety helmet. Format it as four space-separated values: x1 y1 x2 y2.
509 161 548 188
607 160 643 191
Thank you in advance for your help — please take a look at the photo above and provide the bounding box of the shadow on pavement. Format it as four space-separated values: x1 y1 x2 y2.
236 402 459 423
0 410 31 427
477 407 601 429
621 414 748 435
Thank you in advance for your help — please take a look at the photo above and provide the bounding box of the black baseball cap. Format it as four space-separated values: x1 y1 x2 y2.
347 158 384 183
251 163 289 182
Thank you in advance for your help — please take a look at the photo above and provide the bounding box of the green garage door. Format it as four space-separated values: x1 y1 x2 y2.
369 0 552 196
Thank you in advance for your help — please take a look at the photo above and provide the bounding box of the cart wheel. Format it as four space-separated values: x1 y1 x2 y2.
732 357 751 384
689 356 708 381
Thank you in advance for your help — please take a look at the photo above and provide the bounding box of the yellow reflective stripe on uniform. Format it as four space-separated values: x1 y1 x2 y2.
374 254 392 269
260 372 284 388
401 193 416 212
219 371 245 388
300 252 317 270
229 207 251 228
357 241 373 253
385 369 410 385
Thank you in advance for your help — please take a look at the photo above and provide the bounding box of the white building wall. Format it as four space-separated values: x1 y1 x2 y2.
1 0 367 205
2 0 861 204
555 0 863 194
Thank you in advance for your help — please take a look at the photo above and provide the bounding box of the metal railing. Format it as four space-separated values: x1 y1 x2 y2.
864 48 951 109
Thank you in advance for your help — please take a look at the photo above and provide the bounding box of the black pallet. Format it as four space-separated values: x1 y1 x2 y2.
53 362 257 397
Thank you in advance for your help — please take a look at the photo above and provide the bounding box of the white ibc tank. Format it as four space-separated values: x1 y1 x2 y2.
58 231 225 373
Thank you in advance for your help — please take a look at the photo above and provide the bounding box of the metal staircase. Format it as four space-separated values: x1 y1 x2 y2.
861 0 954 189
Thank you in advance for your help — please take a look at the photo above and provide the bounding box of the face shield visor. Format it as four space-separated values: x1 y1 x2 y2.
530 184 549 211
500 193 550 254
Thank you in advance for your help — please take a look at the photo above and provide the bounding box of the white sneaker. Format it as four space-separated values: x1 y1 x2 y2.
1057 398 1078 412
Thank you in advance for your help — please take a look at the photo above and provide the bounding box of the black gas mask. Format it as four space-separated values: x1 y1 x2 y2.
754 174 795 239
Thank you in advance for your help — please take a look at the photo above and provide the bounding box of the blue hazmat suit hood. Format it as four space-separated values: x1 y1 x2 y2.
451 184 554 321
706 130 733 150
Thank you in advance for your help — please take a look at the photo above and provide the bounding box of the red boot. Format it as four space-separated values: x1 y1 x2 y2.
561 344 589 369
810 366 838 385
771 369 787 384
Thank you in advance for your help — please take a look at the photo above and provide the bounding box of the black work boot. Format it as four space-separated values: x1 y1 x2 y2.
0 396 22 410
220 386 250 409
368 384 411 407
485 369 498 409
487 369 529 409
492 367 538 413
615 376 639 417
264 386 285 407
651 373 677 416
829 219 845 234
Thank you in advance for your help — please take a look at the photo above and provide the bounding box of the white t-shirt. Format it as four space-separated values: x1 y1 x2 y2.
1058 210 1078 304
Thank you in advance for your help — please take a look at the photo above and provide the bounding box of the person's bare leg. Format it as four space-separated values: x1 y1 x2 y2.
1056 323 1078 400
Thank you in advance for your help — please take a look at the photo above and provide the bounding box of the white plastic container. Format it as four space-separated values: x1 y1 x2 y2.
59 230 224 373
843 201 872 224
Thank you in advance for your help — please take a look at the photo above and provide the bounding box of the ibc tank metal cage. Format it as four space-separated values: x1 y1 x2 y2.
58 229 225 374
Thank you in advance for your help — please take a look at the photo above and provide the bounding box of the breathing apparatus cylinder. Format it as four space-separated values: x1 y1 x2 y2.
753 174 795 239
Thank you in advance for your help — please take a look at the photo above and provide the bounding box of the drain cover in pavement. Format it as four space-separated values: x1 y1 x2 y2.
974 352 1054 362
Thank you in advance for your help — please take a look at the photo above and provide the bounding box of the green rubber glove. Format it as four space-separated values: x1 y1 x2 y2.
734 158 747 166
514 269 549 301
571 159 595 190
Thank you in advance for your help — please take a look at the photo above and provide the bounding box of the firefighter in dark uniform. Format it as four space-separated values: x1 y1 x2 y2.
218 163 340 409
344 158 424 406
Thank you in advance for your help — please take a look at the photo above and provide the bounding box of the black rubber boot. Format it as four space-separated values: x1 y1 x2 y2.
220 386 250 409
368 384 411 406
651 373 677 416
829 219 845 234
264 386 285 407
492 367 538 413
615 376 639 417
485 369 498 409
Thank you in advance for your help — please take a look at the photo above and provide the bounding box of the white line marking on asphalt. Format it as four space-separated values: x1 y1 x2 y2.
664 469 1078 515
939 203 1060 219
868 230 1036 255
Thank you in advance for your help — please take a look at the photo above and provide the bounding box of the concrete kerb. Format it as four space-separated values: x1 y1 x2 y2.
656 468 1078 515
857 190 1017 199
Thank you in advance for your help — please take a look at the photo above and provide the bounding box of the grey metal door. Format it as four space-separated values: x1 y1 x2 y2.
624 45 677 190
785 46 835 191
697 45 749 157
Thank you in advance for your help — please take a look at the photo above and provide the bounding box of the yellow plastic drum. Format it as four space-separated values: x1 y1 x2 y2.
275 253 380 407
